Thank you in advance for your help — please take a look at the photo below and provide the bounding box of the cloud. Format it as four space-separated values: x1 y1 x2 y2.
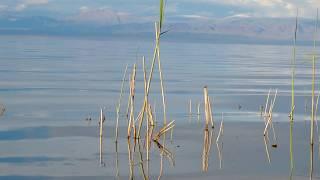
15 0 49 11
79 6 89 13
15 4 26 11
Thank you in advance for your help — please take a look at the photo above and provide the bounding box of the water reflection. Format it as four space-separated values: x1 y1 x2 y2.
202 127 213 172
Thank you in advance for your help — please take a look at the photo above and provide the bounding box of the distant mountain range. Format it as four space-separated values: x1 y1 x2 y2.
0 15 317 44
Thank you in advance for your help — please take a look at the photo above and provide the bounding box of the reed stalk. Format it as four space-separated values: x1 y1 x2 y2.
137 139 148 180
128 64 137 138
115 141 120 180
310 9 318 179
263 136 271 164
115 64 128 143
315 92 320 159
290 9 298 122
290 120 294 171
202 128 213 172
99 108 104 166
208 97 214 128
216 113 224 143
197 102 200 123
136 57 148 139
203 86 210 128
127 139 134 180
189 99 192 123
263 89 278 143
216 140 223 169
264 89 271 119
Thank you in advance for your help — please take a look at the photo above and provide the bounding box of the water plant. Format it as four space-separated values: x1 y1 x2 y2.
115 64 128 143
99 108 105 166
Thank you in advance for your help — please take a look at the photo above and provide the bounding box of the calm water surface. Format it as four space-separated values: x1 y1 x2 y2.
0 35 318 179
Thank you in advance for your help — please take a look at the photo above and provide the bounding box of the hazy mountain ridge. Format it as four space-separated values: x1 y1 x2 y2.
0 15 317 43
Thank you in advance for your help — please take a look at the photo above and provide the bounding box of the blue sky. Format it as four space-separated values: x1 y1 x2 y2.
0 0 319 23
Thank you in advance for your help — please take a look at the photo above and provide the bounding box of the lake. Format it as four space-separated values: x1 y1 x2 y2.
0 35 318 179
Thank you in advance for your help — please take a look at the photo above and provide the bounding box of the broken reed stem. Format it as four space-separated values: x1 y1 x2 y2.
203 86 210 129
115 64 128 143
202 128 213 172
99 108 104 166
202 128 209 171
128 64 137 138
170 121 174 142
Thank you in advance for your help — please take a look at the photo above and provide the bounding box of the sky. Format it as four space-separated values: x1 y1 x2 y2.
0 0 319 23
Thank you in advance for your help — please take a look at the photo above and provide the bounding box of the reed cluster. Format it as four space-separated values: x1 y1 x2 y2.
112 1 175 179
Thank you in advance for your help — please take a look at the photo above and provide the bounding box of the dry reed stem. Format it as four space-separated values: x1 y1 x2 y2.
127 139 134 180
216 113 224 143
202 129 208 171
202 128 213 172
203 86 210 128
115 142 120 180
263 136 271 164
115 64 128 143
170 121 174 143
126 87 131 121
263 89 278 139
136 57 148 139
189 99 192 122
208 97 214 128
153 140 175 166
99 108 104 166
197 102 201 123
156 21 168 179
154 120 175 141
128 64 137 138
137 139 148 180
216 141 223 169
264 89 271 120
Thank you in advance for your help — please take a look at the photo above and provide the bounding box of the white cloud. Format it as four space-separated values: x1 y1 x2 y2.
15 0 49 11
79 6 89 13
15 4 26 11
